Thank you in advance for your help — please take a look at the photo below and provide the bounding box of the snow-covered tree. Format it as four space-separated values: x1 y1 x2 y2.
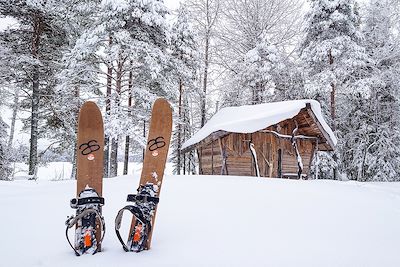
223 40 284 106
66 0 171 177
216 0 303 107
300 0 369 179
0 0 70 175
184 0 221 127
300 0 369 124
0 116 11 180
170 4 199 175
339 0 400 181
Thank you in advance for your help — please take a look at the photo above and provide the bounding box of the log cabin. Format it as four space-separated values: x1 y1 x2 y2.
181 100 336 179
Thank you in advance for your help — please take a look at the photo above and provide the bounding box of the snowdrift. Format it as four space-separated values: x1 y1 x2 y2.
1 173 400 266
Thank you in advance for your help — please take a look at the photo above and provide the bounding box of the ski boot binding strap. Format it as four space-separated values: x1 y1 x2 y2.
65 186 105 256
115 183 159 252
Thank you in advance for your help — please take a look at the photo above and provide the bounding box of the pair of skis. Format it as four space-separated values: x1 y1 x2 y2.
65 98 172 255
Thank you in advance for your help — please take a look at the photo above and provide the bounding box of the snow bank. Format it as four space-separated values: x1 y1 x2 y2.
11 162 174 181
182 99 337 150
1 172 400 266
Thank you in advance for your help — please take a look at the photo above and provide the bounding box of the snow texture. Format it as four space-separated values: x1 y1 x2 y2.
182 99 337 150
1 163 400 266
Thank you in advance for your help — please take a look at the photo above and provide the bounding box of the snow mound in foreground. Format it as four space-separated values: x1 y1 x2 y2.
1 175 400 267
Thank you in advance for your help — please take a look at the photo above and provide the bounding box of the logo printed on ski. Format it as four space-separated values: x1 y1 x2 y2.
147 136 165 151
79 140 100 155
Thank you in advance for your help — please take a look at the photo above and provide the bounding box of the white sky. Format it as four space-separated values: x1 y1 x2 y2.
164 0 181 11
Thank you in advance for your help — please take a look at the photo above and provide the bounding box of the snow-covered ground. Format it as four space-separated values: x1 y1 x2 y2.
2 163 400 266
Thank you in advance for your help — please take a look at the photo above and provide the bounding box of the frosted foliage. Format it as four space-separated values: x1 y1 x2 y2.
337 0 400 182
60 0 172 142
0 117 11 180
242 43 282 88
170 4 200 175
171 4 199 79
225 40 284 106
301 0 368 96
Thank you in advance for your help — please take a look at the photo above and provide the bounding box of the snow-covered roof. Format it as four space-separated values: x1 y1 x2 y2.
182 99 337 151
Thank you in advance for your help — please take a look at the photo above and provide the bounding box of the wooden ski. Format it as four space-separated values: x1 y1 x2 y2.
115 98 172 252
66 101 105 255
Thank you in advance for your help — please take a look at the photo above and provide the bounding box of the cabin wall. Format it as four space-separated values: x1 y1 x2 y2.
199 122 314 178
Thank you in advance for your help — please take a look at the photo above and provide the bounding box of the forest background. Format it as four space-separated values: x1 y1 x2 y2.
0 0 400 182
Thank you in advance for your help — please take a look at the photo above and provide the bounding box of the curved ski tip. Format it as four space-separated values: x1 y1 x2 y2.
154 98 171 108
81 101 100 110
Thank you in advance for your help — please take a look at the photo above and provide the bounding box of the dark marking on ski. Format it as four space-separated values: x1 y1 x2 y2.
147 136 166 151
79 140 100 155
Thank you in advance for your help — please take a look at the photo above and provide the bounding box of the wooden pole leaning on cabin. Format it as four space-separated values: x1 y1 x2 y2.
218 138 228 175
259 149 272 178
262 123 318 180
211 140 214 175
315 139 319 179
249 142 260 177
291 120 303 179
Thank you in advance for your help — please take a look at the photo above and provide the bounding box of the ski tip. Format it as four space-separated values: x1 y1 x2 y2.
80 101 101 115
154 98 171 108
82 100 98 107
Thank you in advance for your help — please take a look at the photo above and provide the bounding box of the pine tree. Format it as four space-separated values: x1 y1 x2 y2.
339 0 400 181
300 0 369 179
66 0 171 177
170 4 199 175
0 0 70 175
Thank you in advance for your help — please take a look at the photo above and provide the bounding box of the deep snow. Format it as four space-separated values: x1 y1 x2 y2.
1 163 400 266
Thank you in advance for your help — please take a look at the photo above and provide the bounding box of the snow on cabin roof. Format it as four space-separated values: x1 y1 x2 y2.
182 99 337 151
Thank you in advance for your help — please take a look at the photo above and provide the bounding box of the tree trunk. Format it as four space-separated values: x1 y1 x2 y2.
123 136 130 175
70 86 80 180
28 15 42 175
110 137 118 177
329 49 338 180
123 69 133 175
7 89 19 150
143 119 146 161
328 49 336 130
110 54 124 177
104 36 113 178
104 136 110 177
177 79 183 174
201 32 210 127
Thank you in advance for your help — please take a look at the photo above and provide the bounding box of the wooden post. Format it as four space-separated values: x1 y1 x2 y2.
211 140 214 175
277 148 282 178
315 139 319 179
218 138 228 175
198 148 203 175
307 141 317 178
